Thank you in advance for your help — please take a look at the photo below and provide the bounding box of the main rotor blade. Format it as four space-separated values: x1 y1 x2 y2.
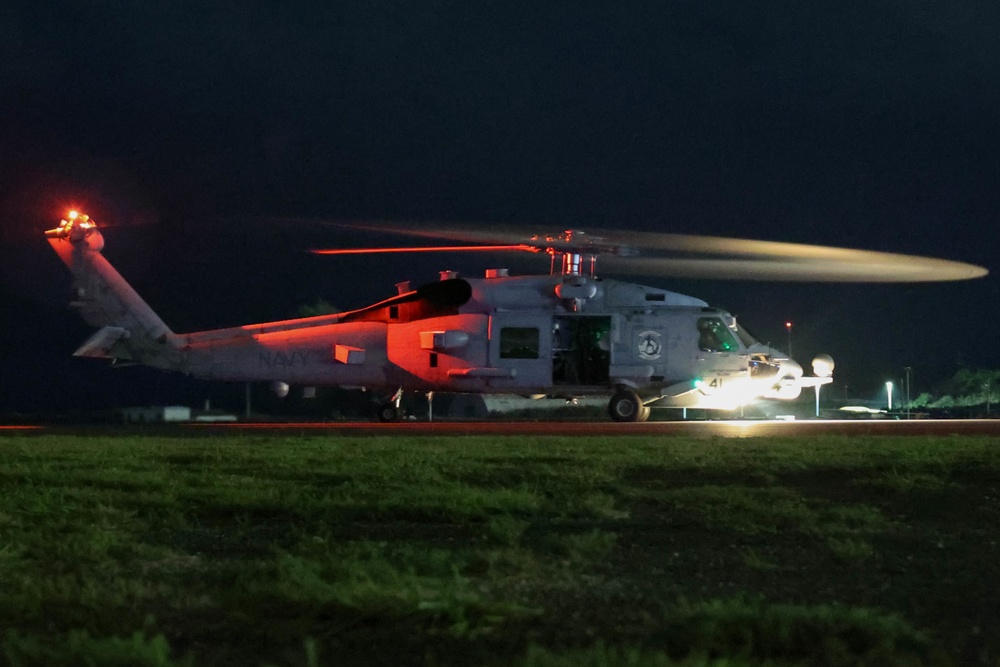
601 255 988 282
305 220 988 283
310 244 536 255
301 220 535 245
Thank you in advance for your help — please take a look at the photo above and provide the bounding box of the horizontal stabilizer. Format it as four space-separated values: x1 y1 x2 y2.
73 326 131 359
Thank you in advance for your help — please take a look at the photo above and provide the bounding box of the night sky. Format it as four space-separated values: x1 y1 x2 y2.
2 1 998 414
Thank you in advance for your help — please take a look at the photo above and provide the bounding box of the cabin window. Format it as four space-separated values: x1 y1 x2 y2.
500 327 540 359
429 352 438 368
697 317 740 352
389 305 399 319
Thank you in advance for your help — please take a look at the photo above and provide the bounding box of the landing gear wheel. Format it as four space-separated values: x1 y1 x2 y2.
608 389 648 422
377 403 400 422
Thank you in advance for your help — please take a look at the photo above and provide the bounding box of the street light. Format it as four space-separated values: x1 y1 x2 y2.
785 321 793 357
904 367 912 419
886 381 894 412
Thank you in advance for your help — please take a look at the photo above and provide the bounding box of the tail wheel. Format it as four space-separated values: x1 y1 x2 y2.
377 403 400 422
608 389 649 422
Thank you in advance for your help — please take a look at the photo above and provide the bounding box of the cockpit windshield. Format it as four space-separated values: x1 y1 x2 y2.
697 317 741 352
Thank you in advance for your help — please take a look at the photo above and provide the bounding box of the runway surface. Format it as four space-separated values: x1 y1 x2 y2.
183 418 1000 437
5 419 1000 437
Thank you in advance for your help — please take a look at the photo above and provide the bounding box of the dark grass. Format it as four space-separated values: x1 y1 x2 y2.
1 433 998 665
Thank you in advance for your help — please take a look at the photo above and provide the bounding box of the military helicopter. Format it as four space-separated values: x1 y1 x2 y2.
46 211 987 421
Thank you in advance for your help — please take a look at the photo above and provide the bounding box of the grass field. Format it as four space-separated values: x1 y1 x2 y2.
1 432 998 666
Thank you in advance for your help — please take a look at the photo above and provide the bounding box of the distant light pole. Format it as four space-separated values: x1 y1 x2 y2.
785 321 793 357
886 381 894 412
904 367 912 419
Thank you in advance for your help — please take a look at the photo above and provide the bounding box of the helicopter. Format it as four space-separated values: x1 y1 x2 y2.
46 211 987 422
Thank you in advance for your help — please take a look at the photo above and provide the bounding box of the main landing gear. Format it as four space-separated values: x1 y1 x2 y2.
377 403 401 422
607 388 651 422
376 388 404 422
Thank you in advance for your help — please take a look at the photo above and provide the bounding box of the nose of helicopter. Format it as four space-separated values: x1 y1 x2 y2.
775 356 804 391
748 347 807 400
759 351 835 401
778 356 803 378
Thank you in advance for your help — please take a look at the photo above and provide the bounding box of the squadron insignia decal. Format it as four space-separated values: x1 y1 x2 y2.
637 330 662 360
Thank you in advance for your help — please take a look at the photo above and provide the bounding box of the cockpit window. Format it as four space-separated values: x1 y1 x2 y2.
697 317 741 352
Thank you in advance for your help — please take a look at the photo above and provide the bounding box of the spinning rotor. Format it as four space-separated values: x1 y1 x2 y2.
310 222 988 283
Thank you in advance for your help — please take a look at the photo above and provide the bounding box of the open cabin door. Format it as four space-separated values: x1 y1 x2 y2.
552 315 611 386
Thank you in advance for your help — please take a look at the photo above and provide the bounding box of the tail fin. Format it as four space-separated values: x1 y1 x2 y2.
46 212 181 361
